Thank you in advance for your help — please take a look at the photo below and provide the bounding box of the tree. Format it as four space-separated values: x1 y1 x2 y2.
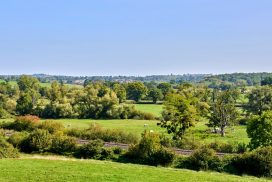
16 76 40 115
246 86 272 115
148 88 163 103
158 91 200 140
247 111 272 150
157 83 172 98
113 83 126 103
208 90 239 137
261 77 272 86
126 82 148 102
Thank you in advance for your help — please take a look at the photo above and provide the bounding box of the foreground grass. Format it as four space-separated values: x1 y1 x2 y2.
0 158 267 182
133 104 163 117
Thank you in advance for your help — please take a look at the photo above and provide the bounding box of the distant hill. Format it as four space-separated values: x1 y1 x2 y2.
1 73 272 87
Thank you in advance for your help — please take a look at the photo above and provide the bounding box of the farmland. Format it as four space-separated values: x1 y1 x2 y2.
0 157 267 182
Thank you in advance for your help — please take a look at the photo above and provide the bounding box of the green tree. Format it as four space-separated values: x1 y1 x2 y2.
246 86 272 115
148 88 163 103
16 76 40 115
113 83 126 103
208 90 239 137
157 83 172 98
247 111 272 150
158 91 200 140
127 82 148 102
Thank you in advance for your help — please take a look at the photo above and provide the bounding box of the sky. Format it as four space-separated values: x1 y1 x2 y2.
0 0 272 76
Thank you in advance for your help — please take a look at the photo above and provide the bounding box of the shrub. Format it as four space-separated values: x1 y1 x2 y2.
7 131 29 148
23 129 52 153
0 108 10 119
112 147 123 155
174 136 202 150
124 131 175 166
4 115 40 132
50 133 77 154
38 120 65 134
208 141 247 153
0 137 19 158
67 124 138 144
228 146 272 177
181 147 221 171
74 139 113 159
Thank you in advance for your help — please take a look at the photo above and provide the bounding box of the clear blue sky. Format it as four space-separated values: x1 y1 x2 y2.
0 0 271 76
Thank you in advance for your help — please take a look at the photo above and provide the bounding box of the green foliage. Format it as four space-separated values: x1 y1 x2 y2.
228 146 272 177
3 115 40 132
159 88 201 140
74 139 114 160
0 137 19 159
208 90 239 137
157 82 172 98
67 123 138 144
113 83 127 103
247 111 272 150
24 129 53 153
38 120 65 134
246 86 272 115
7 131 29 148
124 131 175 166
127 82 148 102
177 147 221 171
148 88 163 103
50 133 77 154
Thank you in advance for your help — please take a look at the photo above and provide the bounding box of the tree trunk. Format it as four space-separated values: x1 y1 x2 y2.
220 126 225 137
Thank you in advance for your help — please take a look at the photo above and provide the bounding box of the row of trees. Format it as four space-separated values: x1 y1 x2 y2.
0 76 159 119
159 84 272 150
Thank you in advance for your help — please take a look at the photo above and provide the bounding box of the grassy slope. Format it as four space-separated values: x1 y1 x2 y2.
0 158 267 182
133 104 163 117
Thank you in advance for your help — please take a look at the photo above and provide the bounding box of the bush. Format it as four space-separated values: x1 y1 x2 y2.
174 136 202 150
7 131 29 148
3 115 40 132
50 133 77 154
124 131 175 166
0 137 19 158
0 108 10 119
74 139 113 160
208 141 247 153
38 120 65 134
22 129 52 153
181 147 221 171
66 124 138 144
228 146 272 177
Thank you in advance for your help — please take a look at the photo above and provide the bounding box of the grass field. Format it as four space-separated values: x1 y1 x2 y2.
0 117 249 144
133 104 163 117
0 157 267 182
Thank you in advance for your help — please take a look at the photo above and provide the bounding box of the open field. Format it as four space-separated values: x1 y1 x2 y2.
0 157 267 182
0 117 249 144
133 104 163 117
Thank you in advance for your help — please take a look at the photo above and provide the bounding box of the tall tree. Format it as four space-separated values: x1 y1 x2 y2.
16 76 40 115
208 90 239 137
148 88 163 103
113 83 126 103
247 111 272 150
158 90 200 140
246 86 272 115
157 82 172 98
126 82 147 102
